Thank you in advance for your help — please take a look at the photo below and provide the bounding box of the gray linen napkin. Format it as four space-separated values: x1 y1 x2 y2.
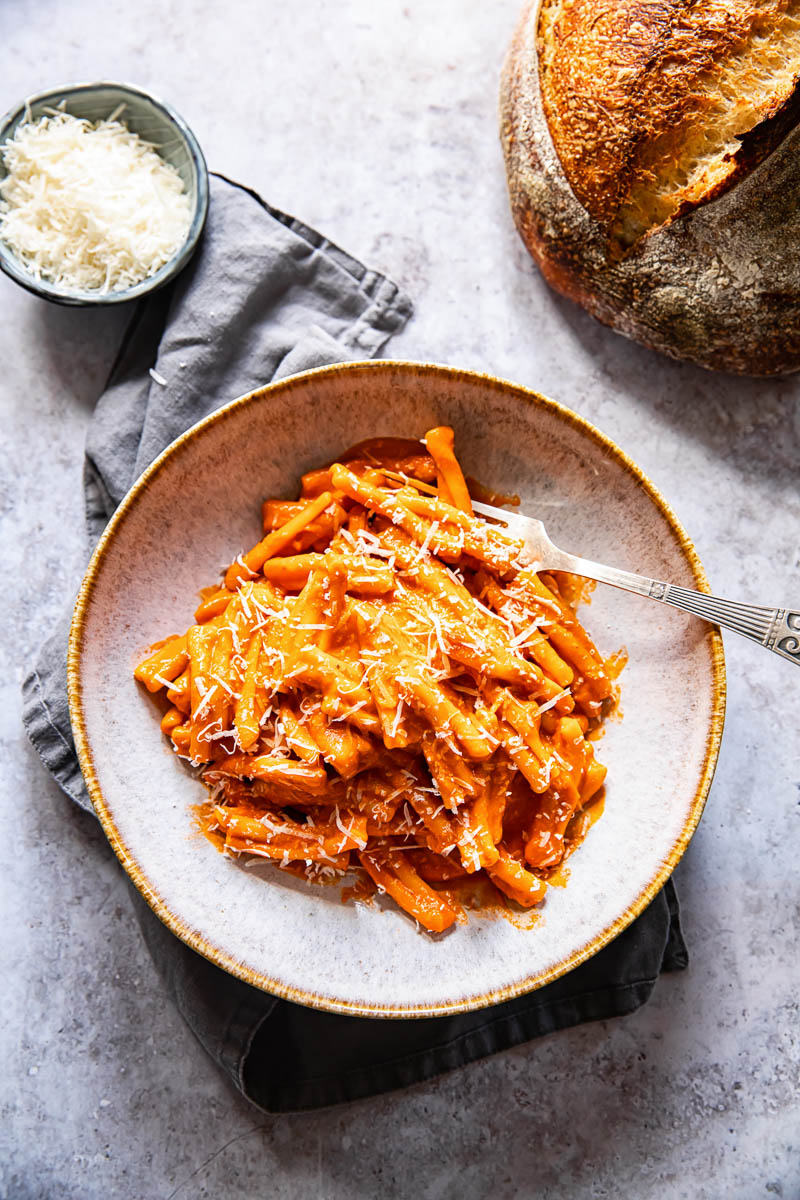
22 173 686 1112
23 173 411 812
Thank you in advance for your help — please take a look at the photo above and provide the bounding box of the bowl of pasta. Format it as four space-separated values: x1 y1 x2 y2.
68 361 725 1016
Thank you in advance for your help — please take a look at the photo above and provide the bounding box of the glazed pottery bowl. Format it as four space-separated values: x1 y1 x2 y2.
68 361 725 1016
0 80 208 305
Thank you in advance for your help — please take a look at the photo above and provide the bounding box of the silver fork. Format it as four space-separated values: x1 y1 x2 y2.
471 499 800 666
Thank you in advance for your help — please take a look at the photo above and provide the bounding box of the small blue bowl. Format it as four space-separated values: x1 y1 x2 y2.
0 81 209 306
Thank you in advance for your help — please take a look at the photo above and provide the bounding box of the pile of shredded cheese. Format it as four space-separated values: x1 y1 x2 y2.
0 109 193 293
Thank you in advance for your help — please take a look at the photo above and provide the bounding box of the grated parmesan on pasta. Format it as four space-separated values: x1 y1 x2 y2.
135 430 623 934
0 110 192 293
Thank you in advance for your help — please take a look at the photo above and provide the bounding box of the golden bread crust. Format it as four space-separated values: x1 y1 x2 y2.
538 0 800 254
500 0 800 374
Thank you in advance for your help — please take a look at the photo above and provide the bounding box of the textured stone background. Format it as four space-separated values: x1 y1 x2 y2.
1 1 798 1197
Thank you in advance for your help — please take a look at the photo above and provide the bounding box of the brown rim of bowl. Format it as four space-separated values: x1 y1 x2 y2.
67 360 726 1018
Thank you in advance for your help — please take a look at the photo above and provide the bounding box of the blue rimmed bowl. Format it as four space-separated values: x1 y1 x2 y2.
0 81 209 306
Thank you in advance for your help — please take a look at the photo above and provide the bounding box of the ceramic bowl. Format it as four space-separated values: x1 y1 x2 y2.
68 361 725 1017
0 81 208 306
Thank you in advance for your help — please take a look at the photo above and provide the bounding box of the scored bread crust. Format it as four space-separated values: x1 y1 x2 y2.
538 0 800 256
501 0 800 375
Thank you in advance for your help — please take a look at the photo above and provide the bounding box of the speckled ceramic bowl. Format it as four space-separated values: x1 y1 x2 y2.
68 361 725 1017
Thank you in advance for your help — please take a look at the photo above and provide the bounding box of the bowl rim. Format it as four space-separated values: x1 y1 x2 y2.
0 79 209 307
67 360 727 1017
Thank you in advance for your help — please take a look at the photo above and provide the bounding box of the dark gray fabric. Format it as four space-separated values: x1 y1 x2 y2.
21 173 687 1113
130 875 685 1113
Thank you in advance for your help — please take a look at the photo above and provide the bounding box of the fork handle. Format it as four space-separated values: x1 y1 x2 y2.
557 554 800 665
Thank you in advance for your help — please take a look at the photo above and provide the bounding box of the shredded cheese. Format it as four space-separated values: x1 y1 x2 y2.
0 111 192 293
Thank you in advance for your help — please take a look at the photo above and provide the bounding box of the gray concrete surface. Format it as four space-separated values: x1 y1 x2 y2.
2 1 798 1197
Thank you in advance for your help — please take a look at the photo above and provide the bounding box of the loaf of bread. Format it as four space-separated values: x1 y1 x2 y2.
500 0 800 375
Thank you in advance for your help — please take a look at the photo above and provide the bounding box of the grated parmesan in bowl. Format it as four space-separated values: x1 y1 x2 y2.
0 82 208 305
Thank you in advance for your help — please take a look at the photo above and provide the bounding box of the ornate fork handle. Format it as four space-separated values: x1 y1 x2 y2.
552 552 800 665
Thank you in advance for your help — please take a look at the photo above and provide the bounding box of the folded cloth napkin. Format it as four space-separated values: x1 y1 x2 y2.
22 172 687 1113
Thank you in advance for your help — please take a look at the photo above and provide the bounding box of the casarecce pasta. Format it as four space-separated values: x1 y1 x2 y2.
135 428 622 933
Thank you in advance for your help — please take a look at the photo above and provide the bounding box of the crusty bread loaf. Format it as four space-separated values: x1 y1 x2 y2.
501 0 800 374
